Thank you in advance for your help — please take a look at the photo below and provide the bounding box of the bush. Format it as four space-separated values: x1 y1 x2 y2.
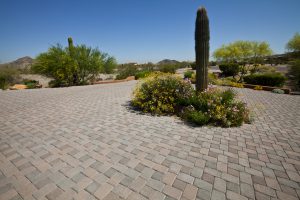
219 63 240 77
132 74 250 127
244 73 286 87
135 70 152 79
179 88 250 127
184 110 210 125
288 59 300 91
23 79 39 89
157 64 177 73
184 70 194 79
32 39 116 87
272 89 285 94
116 65 138 80
0 68 20 90
253 85 263 90
132 73 194 114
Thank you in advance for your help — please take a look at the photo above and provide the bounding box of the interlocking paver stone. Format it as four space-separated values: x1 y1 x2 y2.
0 81 300 200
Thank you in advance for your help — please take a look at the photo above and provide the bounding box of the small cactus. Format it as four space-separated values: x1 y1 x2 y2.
195 7 210 92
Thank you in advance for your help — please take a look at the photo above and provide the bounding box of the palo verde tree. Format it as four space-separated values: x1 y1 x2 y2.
286 32 300 58
195 7 210 92
213 40 272 81
32 38 117 87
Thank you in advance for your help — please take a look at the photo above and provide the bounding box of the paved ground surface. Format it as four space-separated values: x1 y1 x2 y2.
0 81 300 200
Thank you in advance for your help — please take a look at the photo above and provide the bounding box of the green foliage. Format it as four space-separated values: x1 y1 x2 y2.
132 73 194 115
132 73 250 127
288 59 300 91
116 64 138 80
32 38 116 87
251 65 276 73
213 41 272 64
219 63 240 77
179 88 250 127
272 89 285 94
103 56 117 74
23 79 39 89
0 68 20 90
135 70 152 79
184 70 194 79
157 64 177 73
195 7 210 92
286 32 300 53
244 73 286 87
184 110 210 126
253 85 263 90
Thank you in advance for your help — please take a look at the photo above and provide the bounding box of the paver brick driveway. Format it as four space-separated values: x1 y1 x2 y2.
0 81 300 200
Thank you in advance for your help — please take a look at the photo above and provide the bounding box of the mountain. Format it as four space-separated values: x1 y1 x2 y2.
0 56 34 69
157 59 180 65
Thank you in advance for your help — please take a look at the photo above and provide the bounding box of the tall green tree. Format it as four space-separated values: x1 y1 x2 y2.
286 32 300 54
32 38 117 87
213 40 272 80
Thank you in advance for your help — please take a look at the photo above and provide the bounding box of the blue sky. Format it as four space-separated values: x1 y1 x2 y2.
1 0 299 63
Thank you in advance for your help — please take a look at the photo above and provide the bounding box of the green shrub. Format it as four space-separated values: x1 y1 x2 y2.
178 88 250 127
116 65 138 80
244 73 286 87
135 70 152 79
288 59 300 91
184 70 194 79
219 63 240 77
253 85 263 90
32 39 116 87
157 64 177 73
132 73 194 114
272 89 285 94
0 68 20 90
23 79 39 89
184 110 210 125
132 74 250 127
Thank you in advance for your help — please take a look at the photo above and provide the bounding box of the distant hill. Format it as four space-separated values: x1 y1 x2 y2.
157 59 180 65
0 56 34 69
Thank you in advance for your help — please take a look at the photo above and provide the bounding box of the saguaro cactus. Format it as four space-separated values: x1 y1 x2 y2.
195 7 210 92
68 37 74 49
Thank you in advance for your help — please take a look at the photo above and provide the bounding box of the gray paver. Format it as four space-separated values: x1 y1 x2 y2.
0 81 300 200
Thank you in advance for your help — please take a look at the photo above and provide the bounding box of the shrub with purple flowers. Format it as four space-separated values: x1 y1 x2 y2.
132 73 250 127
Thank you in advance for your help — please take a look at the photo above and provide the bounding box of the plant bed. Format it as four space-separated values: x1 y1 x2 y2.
131 73 251 127
94 76 135 85
243 84 291 94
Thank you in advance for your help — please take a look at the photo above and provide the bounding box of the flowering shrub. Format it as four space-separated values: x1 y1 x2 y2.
254 85 263 90
132 74 250 127
179 88 250 127
132 73 194 115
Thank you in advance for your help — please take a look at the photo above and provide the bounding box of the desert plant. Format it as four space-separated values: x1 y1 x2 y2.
195 7 210 92
32 38 116 87
244 73 286 87
219 63 240 77
132 73 194 115
157 64 177 73
184 110 210 125
23 79 39 89
184 70 194 79
0 68 20 90
116 65 138 80
287 59 300 91
253 85 263 90
272 89 285 94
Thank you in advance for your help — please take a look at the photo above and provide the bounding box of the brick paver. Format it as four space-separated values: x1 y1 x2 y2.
0 81 300 199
